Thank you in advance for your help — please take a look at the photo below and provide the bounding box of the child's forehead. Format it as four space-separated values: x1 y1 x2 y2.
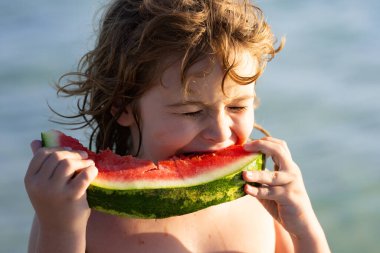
230 50 259 77
157 54 256 101
159 50 258 85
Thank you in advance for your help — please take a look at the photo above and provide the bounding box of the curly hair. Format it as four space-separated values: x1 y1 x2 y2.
54 0 283 155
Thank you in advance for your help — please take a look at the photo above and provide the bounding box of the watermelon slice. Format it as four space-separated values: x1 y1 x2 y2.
41 130 264 218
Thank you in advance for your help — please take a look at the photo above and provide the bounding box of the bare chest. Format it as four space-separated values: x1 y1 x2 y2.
86 197 275 253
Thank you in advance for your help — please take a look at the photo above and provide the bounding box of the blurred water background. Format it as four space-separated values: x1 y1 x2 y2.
1 0 379 252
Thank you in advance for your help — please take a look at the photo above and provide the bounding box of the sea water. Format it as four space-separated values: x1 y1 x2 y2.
1 0 379 252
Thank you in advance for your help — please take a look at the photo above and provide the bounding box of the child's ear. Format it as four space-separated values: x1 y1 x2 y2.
111 105 135 127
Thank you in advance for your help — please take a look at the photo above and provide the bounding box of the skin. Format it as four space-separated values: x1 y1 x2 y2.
25 50 330 253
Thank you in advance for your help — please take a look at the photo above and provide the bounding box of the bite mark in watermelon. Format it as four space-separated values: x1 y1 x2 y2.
41 130 264 218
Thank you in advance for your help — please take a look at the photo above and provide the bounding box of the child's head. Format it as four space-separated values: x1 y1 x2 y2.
56 0 282 156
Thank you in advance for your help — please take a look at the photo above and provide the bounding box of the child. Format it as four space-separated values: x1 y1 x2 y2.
25 0 330 252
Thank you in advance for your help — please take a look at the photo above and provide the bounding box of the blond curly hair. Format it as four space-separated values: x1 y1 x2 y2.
55 0 283 155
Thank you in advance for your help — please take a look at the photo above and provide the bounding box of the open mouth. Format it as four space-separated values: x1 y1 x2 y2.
182 151 210 157
179 149 221 158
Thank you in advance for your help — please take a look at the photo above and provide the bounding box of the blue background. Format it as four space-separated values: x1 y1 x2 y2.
1 0 379 252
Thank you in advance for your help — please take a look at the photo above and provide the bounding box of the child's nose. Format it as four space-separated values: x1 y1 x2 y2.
202 111 232 143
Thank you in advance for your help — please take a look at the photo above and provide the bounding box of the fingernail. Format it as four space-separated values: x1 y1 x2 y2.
245 184 258 196
244 171 253 176
242 171 253 180
79 150 88 158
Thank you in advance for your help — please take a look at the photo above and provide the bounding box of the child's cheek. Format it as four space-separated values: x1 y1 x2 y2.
235 111 254 144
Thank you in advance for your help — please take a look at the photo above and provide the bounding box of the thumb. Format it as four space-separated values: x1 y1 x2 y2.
30 140 42 155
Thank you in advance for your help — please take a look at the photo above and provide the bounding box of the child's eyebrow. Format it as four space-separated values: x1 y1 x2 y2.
166 95 255 107
229 94 256 102
166 100 205 107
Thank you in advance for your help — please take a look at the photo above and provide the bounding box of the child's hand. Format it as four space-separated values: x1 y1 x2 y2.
242 137 320 239
24 140 98 233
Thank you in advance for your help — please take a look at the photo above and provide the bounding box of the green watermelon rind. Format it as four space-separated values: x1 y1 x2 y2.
41 131 60 148
87 154 263 219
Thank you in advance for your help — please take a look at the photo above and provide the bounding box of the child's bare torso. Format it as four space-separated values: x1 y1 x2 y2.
86 196 276 253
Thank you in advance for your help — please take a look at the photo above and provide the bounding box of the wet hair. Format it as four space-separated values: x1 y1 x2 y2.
54 0 283 155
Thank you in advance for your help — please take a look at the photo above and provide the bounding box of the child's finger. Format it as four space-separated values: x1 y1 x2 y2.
242 170 294 186
51 159 96 184
260 137 291 155
26 148 61 177
27 148 89 178
30 140 42 155
244 140 294 172
36 150 89 179
68 165 98 199
244 138 290 158
244 184 286 201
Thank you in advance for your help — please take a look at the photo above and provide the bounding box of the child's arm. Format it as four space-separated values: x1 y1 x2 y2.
25 140 98 253
242 137 330 253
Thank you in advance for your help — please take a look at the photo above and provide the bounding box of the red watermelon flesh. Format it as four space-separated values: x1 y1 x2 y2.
42 130 261 190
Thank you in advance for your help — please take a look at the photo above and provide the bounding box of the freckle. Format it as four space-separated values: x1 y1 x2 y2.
138 238 145 245
208 234 212 239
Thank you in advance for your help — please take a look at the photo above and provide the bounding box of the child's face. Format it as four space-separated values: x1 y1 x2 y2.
128 51 257 162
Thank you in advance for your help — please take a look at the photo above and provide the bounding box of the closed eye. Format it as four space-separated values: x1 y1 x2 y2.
228 106 247 112
182 110 203 117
